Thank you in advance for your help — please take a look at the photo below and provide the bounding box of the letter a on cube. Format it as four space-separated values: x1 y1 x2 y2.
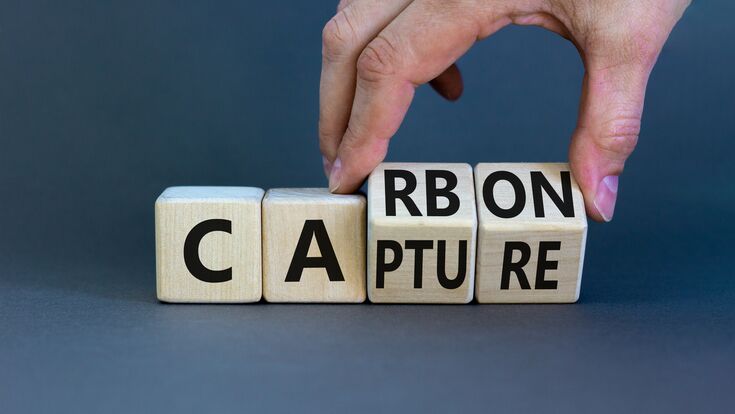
155 187 264 303
368 163 477 303
474 163 587 303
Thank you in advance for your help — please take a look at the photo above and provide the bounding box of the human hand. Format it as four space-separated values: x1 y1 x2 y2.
319 0 690 221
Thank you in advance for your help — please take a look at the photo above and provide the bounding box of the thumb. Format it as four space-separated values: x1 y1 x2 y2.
569 61 652 222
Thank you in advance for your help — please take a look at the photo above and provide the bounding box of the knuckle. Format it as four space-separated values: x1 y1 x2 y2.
356 36 400 82
610 31 661 69
586 23 664 70
322 11 359 62
595 115 641 159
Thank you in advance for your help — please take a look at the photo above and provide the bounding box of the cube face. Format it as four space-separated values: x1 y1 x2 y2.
155 187 263 303
368 163 477 303
262 188 366 303
474 163 587 303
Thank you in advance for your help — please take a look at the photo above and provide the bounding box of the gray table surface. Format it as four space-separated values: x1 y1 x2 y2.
1 1 733 412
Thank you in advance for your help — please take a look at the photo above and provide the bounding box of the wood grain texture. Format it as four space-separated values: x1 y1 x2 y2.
367 163 477 303
155 186 263 303
474 163 587 303
262 188 366 303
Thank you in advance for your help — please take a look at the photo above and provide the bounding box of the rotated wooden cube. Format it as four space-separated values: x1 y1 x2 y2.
155 186 263 303
262 188 366 303
367 163 477 303
474 163 587 303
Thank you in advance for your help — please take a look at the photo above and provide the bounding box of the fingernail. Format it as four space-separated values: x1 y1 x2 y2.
594 175 619 222
322 155 333 178
328 158 342 192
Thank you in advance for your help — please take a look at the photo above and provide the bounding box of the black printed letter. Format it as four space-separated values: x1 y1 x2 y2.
426 170 460 216
184 219 232 283
530 171 574 217
384 169 421 216
483 171 526 218
535 241 560 289
437 240 467 289
376 240 403 289
405 240 433 288
500 241 532 290
285 220 344 282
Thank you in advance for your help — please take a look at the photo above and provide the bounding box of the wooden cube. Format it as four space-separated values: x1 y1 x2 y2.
155 186 264 303
474 163 587 303
367 163 477 303
262 188 366 303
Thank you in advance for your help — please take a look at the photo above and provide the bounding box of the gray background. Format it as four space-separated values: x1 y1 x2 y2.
1 1 733 412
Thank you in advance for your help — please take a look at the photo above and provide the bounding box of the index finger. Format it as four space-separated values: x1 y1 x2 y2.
329 0 507 193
